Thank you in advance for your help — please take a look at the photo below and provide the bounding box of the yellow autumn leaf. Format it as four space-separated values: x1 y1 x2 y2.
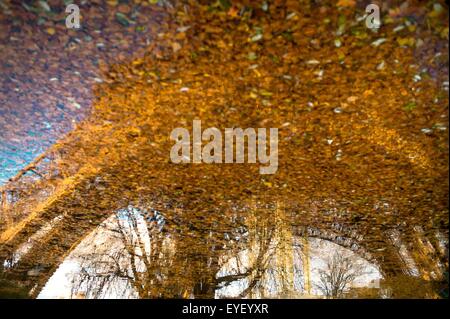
337 0 356 8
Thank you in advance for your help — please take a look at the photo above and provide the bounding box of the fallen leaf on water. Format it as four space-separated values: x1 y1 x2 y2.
250 33 263 42
337 0 356 8
46 27 55 35
227 6 239 18
347 96 358 103
38 1 51 12
371 38 387 47
263 182 273 188
172 42 182 52
115 12 133 26
397 37 415 47
403 101 417 112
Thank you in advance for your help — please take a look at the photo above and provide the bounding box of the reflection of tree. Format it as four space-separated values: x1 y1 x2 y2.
116 207 175 298
70 249 137 299
69 219 140 298
216 202 309 298
66 202 390 299
316 251 365 299
69 203 299 299
70 206 175 298
219 221 276 298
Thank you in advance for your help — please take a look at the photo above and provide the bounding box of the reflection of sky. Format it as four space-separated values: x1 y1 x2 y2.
0 95 86 185
0 2 160 186
0 140 46 184
37 260 81 299
0 84 89 184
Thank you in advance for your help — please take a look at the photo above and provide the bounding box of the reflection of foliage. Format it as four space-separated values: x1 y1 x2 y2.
316 252 364 299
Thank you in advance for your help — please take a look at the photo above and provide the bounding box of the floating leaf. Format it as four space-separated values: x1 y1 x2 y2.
259 89 273 97
46 27 55 35
115 12 132 26
371 38 387 47
250 33 263 42
247 52 258 61
38 1 51 12
135 25 146 32
261 1 269 12
397 37 415 47
286 12 297 20
337 0 356 7
403 101 416 112
337 15 346 35
263 181 272 188
334 38 342 47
